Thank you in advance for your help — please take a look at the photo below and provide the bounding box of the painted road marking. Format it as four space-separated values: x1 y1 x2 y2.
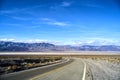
29 59 74 80
30 59 85 80
82 61 86 80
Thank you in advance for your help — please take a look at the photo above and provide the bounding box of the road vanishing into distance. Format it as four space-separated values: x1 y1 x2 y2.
30 58 85 80
0 58 87 80
1 56 120 80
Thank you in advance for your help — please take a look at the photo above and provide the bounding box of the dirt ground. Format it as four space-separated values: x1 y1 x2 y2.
85 59 120 80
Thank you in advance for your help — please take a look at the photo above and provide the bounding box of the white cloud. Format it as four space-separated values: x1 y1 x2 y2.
11 16 31 20
0 8 26 14
73 38 120 46
0 5 42 15
0 38 50 43
0 10 14 14
41 18 52 21
50 1 73 10
0 38 120 46
0 38 15 41
26 39 49 43
84 4 104 8
0 39 66 45
61 2 73 7
41 18 69 26
48 21 68 26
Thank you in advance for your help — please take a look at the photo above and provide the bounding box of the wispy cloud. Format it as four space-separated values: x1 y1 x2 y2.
0 8 26 14
0 10 14 14
41 18 69 26
1 23 39 29
0 9 32 21
0 38 58 44
61 1 73 7
0 38 15 41
11 16 31 21
73 38 120 46
23 39 50 43
1 23 22 26
0 38 120 46
0 5 42 14
84 3 104 8
48 21 69 26
50 1 73 10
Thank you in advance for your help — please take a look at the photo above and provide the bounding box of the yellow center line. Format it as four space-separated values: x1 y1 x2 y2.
29 60 75 80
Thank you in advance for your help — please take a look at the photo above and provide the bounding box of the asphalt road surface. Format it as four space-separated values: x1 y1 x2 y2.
1 57 119 80
30 58 85 80
0 59 73 80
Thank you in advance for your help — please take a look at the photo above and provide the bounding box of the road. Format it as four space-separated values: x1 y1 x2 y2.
0 59 73 80
30 58 85 80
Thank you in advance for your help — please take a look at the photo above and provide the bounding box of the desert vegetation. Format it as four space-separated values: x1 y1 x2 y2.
82 55 120 80
80 55 120 63
0 55 62 75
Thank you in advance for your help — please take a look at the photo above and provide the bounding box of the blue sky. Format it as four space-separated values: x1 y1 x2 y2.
0 0 120 45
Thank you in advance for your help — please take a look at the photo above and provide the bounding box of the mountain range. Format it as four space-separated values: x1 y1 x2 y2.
0 41 120 52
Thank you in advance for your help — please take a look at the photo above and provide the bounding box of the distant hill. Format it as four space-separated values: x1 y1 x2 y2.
77 45 120 51
0 41 55 52
0 41 120 52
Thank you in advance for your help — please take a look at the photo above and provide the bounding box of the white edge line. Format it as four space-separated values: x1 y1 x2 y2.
82 61 86 80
